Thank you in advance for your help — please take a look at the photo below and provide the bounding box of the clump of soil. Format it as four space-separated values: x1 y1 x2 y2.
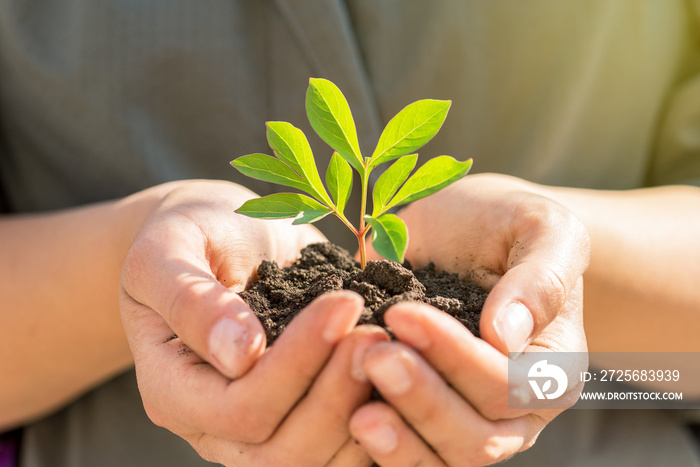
240 242 488 344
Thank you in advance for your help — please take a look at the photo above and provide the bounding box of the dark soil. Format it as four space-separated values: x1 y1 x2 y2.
240 242 488 344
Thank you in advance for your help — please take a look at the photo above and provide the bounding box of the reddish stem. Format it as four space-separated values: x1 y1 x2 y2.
357 226 371 270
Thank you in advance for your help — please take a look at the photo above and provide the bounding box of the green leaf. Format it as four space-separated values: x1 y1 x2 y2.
230 154 308 192
364 213 408 263
306 78 364 173
386 156 472 209
236 193 331 222
371 154 417 217
326 152 353 215
369 99 451 166
266 121 331 206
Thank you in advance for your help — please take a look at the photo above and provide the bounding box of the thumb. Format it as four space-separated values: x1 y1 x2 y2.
121 220 267 380
480 205 591 356
164 275 266 380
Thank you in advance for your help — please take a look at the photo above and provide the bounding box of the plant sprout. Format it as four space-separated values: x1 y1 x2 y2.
231 78 472 269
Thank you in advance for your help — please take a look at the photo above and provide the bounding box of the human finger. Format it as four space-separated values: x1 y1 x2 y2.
194 435 376 467
122 290 364 444
121 181 324 379
121 211 267 379
358 341 538 466
351 402 445 467
119 290 244 440
209 291 365 443
193 425 375 467
326 437 374 467
362 176 591 356
479 198 590 355
382 301 523 421
189 326 385 467
119 184 270 379
259 326 389 464
352 402 548 467
385 289 585 418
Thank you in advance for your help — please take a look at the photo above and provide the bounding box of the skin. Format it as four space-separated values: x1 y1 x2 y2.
4 173 699 465
544 182 700 353
0 180 381 465
353 174 590 466
351 173 700 466
0 182 170 430
119 180 383 465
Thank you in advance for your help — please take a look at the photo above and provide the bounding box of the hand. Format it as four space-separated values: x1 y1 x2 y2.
351 173 590 466
120 180 383 465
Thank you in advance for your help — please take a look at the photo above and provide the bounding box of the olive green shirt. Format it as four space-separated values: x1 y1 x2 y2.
2 1 700 465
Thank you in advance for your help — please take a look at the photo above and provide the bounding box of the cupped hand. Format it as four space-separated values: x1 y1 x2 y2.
352 173 591 465
120 180 382 465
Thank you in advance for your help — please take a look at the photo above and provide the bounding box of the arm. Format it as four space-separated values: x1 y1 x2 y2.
541 182 700 352
0 182 174 429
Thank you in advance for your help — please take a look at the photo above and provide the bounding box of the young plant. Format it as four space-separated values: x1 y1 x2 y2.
231 78 472 269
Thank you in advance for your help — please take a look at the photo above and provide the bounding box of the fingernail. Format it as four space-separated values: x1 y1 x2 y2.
495 302 534 357
357 423 398 454
389 314 431 350
209 316 258 377
322 298 361 344
365 349 414 395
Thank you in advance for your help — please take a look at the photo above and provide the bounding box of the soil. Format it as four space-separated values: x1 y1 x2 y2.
240 242 488 344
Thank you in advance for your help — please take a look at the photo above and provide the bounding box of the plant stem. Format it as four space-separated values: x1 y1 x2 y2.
358 164 371 269
357 231 366 270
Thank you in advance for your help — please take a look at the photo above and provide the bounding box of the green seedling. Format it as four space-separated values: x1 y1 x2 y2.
231 78 472 269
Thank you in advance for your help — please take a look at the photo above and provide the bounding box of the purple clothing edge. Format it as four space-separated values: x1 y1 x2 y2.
0 435 17 467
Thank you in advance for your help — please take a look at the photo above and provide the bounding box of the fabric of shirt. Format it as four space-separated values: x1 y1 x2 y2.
1 0 700 466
